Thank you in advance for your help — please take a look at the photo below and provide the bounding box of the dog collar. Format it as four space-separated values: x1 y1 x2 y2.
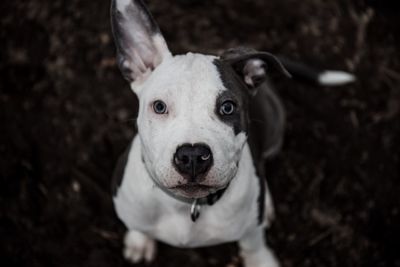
190 186 228 221
155 183 229 222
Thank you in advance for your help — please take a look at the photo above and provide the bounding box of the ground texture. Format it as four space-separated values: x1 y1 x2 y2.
1 0 399 267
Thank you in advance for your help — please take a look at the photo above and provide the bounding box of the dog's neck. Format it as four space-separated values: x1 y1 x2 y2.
152 180 229 222
149 178 229 206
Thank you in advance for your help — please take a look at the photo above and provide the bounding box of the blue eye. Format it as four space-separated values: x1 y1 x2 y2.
153 100 167 114
220 101 236 115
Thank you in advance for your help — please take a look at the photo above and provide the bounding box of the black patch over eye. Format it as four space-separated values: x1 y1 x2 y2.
219 101 236 115
213 59 249 136
153 100 167 114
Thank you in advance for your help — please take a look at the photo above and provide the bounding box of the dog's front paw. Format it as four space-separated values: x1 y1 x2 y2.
241 248 280 267
123 230 156 264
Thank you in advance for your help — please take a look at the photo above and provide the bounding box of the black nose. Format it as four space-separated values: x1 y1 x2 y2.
173 143 213 181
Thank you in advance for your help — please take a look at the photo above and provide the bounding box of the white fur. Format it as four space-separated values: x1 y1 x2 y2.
116 0 131 10
318 70 356 86
123 230 156 263
239 227 280 267
115 136 274 247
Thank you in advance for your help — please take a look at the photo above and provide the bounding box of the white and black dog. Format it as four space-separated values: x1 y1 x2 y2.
110 0 354 266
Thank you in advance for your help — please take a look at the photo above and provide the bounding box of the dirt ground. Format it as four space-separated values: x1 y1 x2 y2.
1 0 399 267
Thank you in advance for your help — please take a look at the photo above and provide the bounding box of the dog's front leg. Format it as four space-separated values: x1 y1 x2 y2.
123 230 156 264
239 226 279 267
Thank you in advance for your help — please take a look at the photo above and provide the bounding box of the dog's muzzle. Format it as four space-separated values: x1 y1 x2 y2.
144 143 228 222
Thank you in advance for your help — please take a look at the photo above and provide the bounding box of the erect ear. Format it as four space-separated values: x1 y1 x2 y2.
220 47 291 95
111 0 172 90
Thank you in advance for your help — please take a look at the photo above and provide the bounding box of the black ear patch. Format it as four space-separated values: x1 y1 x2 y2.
220 47 291 94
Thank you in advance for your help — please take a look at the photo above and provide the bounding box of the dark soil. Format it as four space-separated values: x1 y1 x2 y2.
1 0 399 267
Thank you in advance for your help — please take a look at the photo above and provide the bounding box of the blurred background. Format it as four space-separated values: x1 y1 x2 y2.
1 0 399 266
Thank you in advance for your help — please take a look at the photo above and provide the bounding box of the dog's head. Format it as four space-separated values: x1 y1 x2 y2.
111 0 289 199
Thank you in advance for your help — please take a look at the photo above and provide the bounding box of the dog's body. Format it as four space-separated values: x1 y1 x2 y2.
115 131 267 248
113 52 281 266
110 1 354 266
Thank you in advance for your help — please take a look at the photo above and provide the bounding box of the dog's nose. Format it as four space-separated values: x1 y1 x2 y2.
173 143 213 181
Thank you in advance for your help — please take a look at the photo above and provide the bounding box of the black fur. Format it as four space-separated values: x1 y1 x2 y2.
112 140 133 196
215 49 286 224
213 59 249 136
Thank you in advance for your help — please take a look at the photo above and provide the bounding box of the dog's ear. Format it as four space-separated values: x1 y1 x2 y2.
111 0 171 90
221 48 291 95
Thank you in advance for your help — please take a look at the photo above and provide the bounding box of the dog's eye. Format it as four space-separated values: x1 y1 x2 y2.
219 101 236 115
153 100 167 114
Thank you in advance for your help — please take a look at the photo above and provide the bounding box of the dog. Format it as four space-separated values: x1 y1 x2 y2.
110 1 355 266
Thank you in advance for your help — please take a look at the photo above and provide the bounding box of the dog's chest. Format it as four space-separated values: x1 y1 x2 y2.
147 199 256 247
115 182 258 248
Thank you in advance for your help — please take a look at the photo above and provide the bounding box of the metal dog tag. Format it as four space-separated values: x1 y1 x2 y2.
190 199 201 222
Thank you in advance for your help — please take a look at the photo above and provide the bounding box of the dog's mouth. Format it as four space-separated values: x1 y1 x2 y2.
169 184 217 198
